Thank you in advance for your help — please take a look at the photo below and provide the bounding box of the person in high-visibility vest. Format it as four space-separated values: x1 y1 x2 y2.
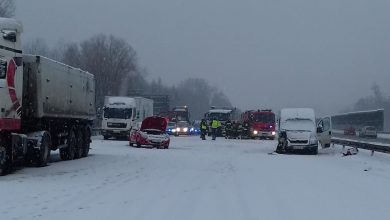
200 119 208 140
211 118 222 140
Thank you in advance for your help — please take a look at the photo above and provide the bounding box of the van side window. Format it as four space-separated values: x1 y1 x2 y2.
323 118 330 131
0 58 7 79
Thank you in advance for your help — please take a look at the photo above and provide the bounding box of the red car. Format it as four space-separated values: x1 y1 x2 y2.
343 127 356 136
129 116 170 149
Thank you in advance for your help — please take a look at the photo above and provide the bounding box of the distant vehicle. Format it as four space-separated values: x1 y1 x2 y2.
101 96 153 140
172 106 191 123
359 126 377 138
174 121 191 136
205 107 239 136
277 108 319 154
344 127 356 136
166 122 176 135
190 120 201 135
129 116 170 149
241 110 276 140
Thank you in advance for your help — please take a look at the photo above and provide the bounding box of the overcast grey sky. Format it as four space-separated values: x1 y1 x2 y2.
15 0 390 115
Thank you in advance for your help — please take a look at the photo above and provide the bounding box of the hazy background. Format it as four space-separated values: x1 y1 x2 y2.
15 0 390 116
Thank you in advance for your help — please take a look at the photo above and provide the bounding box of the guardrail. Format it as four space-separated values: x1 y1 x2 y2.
331 137 390 155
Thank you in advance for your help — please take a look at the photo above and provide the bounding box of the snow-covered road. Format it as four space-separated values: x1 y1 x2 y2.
2 136 390 220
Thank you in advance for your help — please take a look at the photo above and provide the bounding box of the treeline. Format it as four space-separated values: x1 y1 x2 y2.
23 35 232 119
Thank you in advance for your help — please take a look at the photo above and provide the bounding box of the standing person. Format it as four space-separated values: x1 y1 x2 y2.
211 117 222 140
242 121 250 139
225 119 232 139
200 119 208 140
232 121 240 139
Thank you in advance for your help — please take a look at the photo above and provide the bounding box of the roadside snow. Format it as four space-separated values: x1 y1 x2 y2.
1 136 390 220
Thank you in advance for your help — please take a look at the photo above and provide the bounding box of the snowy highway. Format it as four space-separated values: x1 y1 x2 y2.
2 136 390 220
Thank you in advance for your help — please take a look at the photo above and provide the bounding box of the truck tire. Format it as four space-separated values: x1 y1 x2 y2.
34 133 51 167
0 133 11 175
81 127 91 157
74 129 83 159
60 129 76 160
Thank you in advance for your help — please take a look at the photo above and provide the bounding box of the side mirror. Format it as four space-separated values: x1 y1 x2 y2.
317 127 323 133
2 30 16 43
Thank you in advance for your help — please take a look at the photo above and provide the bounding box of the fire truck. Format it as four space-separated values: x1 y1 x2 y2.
241 110 276 140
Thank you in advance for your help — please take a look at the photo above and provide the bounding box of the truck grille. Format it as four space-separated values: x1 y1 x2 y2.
107 123 127 128
290 140 308 144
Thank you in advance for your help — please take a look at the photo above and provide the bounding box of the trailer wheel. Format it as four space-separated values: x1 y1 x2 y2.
81 127 91 157
60 129 76 160
74 129 83 159
0 133 12 175
34 132 51 167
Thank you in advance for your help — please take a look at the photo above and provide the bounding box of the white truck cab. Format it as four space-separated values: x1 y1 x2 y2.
101 96 153 140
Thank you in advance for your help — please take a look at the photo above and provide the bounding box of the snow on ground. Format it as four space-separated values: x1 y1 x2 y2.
1 136 390 220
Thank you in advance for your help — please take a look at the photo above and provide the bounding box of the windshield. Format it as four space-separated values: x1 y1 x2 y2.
176 121 189 127
103 108 132 119
253 113 275 123
208 113 230 121
175 111 189 121
168 122 176 127
280 119 315 132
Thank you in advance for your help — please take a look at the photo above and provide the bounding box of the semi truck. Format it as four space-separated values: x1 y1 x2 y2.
0 18 96 175
101 96 153 140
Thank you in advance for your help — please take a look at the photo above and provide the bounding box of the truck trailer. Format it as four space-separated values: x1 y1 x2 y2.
0 18 96 175
101 96 153 140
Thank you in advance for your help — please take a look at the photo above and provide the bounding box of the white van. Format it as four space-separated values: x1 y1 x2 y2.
277 108 319 154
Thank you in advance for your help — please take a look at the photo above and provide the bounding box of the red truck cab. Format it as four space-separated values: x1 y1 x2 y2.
241 110 276 140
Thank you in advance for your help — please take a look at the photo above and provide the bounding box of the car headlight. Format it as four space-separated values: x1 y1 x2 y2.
309 135 318 144
190 128 194 132
139 131 148 138
177 128 181 132
172 128 177 132
183 127 188 132
271 131 276 136
253 130 258 135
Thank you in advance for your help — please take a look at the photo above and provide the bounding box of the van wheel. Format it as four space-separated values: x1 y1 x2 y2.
311 147 318 155
74 129 83 159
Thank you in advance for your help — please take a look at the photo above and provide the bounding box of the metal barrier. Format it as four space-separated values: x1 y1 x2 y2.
332 137 390 155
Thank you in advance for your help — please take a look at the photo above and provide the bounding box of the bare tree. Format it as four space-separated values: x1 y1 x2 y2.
78 35 140 107
0 0 15 18
23 38 50 56
62 42 82 67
